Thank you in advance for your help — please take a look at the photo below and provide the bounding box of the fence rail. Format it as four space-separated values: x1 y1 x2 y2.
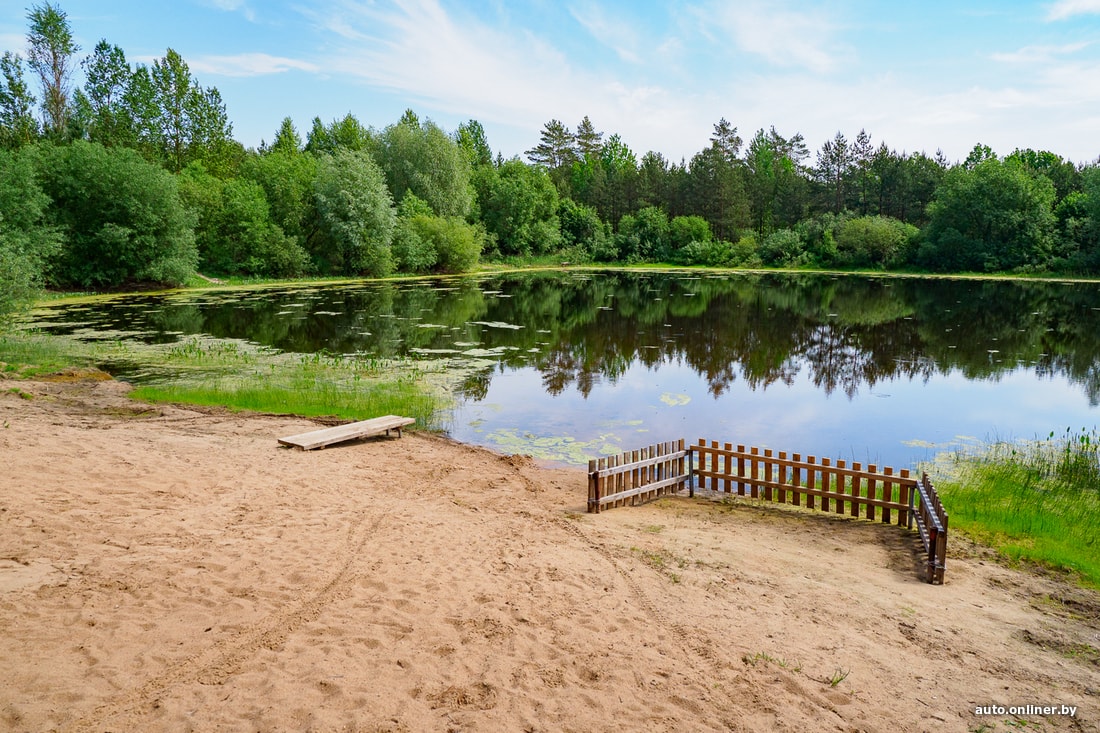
585 437 950 584
587 439 691 513
912 473 949 584
693 440 914 526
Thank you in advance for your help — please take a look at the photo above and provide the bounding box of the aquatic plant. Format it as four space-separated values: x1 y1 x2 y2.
927 428 1100 588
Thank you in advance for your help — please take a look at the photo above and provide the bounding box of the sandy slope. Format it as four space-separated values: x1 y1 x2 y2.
0 375 1097 732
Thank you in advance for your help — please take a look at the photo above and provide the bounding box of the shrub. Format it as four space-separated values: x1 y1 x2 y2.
0 147 60 320
180 165 309 277
834 215 918 268
758 228 808 267
38 140 198 287
403 215 482 273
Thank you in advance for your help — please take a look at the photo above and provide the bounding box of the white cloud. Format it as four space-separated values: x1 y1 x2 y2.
201 0 257 23
568 3 642 64
691 0 845 74
288 0 1099 165
991 41 1090 63
1046 0 1100 21
188 53 320 77
307 0 708 156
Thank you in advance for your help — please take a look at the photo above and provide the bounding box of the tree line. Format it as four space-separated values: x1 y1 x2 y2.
3 1 1100 321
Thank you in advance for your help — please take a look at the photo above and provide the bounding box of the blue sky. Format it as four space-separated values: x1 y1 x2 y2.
3 0 1100 165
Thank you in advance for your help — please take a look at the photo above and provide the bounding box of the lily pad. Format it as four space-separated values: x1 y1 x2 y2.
470 321 524 330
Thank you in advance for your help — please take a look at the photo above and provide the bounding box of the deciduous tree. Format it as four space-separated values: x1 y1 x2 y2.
26 1 77 138
0 52 38 148
38 140 198 286
475 158 560 256
456 119 492 168
372 111 472 218
921 155 1055 272
310 148 396 276
76 40 131 147
0 147 59 319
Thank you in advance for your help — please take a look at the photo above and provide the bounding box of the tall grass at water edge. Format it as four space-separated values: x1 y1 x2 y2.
131 355 440 427
1 332 445 429
928 428 1100 588
0 331 98 378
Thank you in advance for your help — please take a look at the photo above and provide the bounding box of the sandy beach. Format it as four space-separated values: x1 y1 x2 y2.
1 374 1097 732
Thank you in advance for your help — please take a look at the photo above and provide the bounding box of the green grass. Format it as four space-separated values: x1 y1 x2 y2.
0 331 103 377
1 331 447 429
130 355 440 425
928 428 1100 588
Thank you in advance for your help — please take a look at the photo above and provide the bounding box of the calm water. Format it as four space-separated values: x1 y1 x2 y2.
27 271 1100 468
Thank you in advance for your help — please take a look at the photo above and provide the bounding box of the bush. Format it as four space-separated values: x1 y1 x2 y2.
758 228 808 267
239 150 318 245
678 234 761 268
680 240 730 266
616 206 669 262
559 198 612 260
402 215 482 273
391 220 436 273
180 165 309 277
669 215 713 252
475 158 560 255
729 235 761 267
834 215 918 268
0 148 60 321
38 141 198 287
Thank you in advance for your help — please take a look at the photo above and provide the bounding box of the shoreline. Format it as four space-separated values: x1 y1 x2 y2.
1 375 1098 731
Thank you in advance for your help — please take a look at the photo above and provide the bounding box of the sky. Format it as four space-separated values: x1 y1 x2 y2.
3 0 1100 165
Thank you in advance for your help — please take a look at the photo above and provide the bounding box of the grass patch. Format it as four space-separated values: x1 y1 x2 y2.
131 362 438 425
1 331 447 429
130 340 444 427
926 428 1100 589
0 332 103 378
629 545 687 583
741 652 802 672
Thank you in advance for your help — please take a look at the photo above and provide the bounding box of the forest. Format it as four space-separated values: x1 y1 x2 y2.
3 2 1100 321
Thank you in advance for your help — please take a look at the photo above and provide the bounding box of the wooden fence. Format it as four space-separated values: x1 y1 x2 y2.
585 438 949 584
911 473 948 584
693 440 948 583
693 441 915 526
587 439 691 513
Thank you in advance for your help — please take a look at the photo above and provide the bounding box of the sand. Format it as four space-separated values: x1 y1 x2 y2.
1 374 1097 732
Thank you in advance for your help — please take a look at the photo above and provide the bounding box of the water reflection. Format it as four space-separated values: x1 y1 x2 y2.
28 271 1100 465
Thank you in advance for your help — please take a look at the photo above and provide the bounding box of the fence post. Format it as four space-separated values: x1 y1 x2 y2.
687 443 695 497
587 458 599 514
907 482 915 530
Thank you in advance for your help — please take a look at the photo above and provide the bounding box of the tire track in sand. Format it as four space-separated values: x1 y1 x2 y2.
60 512 385 733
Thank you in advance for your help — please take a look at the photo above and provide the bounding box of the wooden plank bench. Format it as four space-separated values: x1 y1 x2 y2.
278 415 415 451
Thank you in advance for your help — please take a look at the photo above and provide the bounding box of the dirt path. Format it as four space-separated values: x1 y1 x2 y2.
1 376 1097 732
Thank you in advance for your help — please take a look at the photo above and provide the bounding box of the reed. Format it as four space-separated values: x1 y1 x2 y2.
131 363 439 426
1 331 446 429
0 332 103 377
930 428 1100 588
130 340 443 427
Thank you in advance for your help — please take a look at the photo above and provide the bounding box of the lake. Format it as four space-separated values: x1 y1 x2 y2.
26 270 1100 469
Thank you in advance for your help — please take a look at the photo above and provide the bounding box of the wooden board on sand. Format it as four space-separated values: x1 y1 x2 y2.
278 415 415 451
